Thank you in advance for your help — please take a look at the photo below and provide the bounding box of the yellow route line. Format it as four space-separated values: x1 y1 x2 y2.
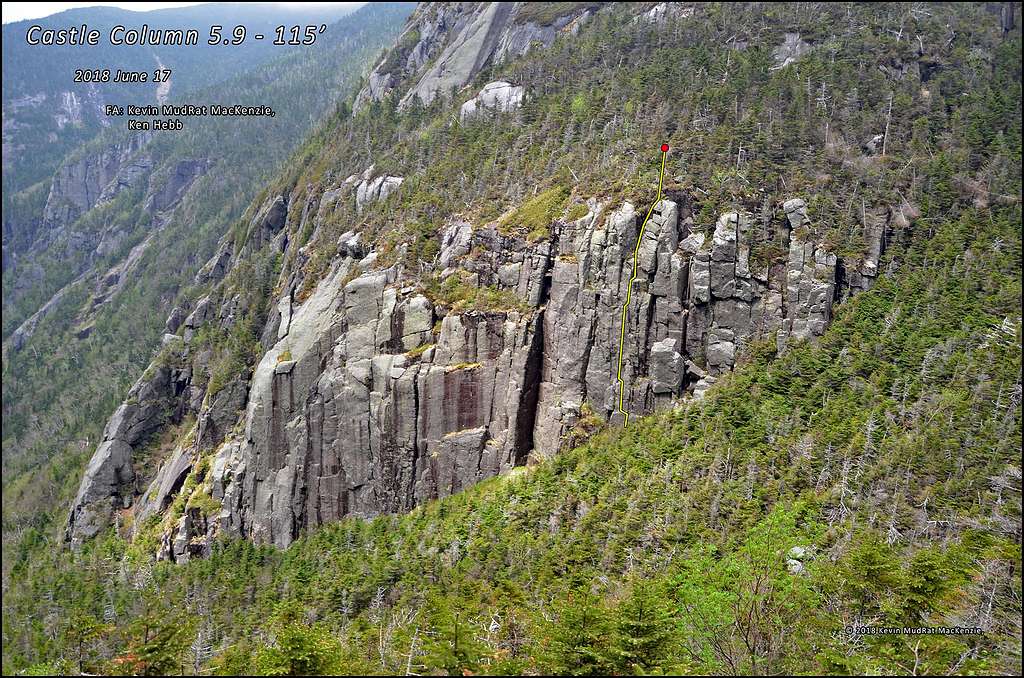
615 148 668 427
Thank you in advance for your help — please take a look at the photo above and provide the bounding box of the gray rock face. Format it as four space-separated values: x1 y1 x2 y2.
779 199 837 348
196 261 541 548
243 195 289 255
493 9 593 61
73 167 896 556
144 158 212 214
165 307 184 334
5 134 210 346
460 81 525 121
772 33 812 69
196 242 232 285
402 2 517 107
66 365 179 546
4 132 155 319
346 168 405 212
637 2 694 24
143 190 861 555
353 4 472 110
650 338 684 394
41 133 152 241
65 440 135 544
357 3 599 110
439 220 472 268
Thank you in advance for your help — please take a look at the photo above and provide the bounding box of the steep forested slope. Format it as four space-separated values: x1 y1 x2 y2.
5 198 1020 674
0 3 361 204
2 2 413 570
2 1 1020 675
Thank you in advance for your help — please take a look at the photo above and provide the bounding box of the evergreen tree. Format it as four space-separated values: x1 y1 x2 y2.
610 577 676 673
538 588 614 676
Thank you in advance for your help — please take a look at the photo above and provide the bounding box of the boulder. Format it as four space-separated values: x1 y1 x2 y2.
772 33 812 69
460 81 525 121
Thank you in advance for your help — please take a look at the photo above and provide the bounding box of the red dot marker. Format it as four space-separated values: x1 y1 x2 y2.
661 143 669 152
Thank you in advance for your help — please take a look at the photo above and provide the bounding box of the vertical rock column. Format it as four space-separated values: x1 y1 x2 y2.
779 198 838 348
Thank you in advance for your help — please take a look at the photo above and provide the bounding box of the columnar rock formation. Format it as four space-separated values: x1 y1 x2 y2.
63 1 902 559
67 182 892 558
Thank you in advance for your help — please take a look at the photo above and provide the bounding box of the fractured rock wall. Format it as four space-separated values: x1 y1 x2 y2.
69 187 887 555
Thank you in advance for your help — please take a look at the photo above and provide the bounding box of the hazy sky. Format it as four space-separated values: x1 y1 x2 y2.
0 2 365 24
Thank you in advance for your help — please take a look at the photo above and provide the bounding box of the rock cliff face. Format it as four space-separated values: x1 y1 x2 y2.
355 2 599 110
41 133 153 241
67 179 899 555
64 1 907 557
2 131 150 279
65 363 186 546
6 135 211 350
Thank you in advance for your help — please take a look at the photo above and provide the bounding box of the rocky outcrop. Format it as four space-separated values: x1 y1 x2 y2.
198 259 542 547
144 158 213 214
492 6 596 62
5 144 210 352
460 81 525 121
65 364 182 546
357 2 601 110
151 190 877 556
343 167 405 212
772 32 812 69
402 1 517 107
637 3 695 24
779 199 836 347
72 179 900 556
64 196 284 545
41 134 152 240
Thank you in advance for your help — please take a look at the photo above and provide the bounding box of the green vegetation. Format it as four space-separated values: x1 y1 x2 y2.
2 2 1021 675
445 361 482 373
497 185 570 242
514 2 602 27
405 341 434 359
565 200 590 222
425 271 533 315
2 196 1019 674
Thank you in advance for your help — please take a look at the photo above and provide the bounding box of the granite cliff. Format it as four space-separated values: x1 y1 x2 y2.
66 179 901 554
65 2 917 556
